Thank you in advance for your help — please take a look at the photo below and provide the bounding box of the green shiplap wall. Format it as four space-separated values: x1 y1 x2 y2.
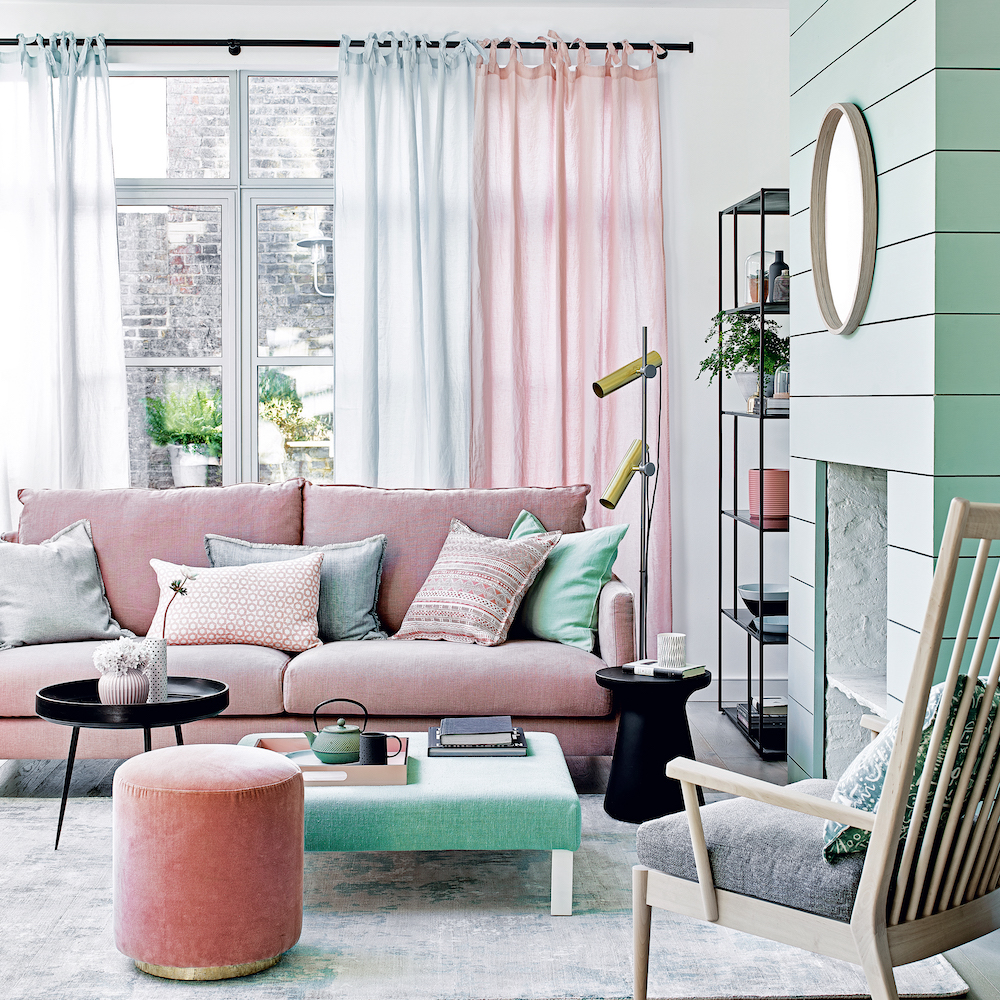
787 0 1000 778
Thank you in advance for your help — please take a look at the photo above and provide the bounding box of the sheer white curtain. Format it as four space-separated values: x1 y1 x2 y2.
0 34 128 532
333 33 476 488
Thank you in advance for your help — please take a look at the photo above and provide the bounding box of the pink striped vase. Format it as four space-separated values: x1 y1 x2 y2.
98 668 150 706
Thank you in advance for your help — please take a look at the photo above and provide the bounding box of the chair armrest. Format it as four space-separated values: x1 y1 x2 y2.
861 714 887 736
597 576 635 667
666 757 876 831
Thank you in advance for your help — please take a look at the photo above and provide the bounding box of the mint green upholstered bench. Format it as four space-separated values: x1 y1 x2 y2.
238 730 581 915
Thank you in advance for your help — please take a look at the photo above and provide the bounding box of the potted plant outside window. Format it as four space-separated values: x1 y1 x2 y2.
145 387 223 487
698 311 789 401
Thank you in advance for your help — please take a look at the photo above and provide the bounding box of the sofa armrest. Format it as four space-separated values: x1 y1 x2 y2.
597 576 635 667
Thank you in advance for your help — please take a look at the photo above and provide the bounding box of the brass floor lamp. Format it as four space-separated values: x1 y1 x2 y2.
593 327 662 660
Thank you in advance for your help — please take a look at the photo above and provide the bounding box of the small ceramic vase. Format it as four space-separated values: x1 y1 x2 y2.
98 668 150 706
143 638 168 704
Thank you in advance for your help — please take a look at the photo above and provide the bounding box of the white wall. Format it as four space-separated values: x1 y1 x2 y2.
0 2 790 697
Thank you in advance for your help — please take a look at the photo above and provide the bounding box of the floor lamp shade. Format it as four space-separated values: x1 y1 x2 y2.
593 351 663 398
600 439 643 509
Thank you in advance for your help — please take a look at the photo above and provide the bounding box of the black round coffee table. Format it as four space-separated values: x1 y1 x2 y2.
35 676 229 849
596 666 712 824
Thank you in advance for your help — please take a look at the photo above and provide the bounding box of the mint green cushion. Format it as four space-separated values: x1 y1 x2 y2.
508 510 627 652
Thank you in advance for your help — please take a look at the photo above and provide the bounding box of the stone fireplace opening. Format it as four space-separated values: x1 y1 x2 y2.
824 463 888 779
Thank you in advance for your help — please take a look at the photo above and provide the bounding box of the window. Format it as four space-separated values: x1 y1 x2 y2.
111 72 339 488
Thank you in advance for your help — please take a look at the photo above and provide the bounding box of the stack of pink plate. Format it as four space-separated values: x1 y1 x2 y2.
748 468 789 519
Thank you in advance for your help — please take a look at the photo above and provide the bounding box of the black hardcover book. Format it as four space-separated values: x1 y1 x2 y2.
427 727 527 756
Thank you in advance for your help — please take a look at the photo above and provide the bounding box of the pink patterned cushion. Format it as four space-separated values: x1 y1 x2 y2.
147 554 323 653
392 520 560 647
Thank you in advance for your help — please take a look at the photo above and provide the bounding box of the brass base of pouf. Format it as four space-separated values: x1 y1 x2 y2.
135 954 281 980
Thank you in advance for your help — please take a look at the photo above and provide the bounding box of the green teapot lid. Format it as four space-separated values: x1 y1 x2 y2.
326 717 360 734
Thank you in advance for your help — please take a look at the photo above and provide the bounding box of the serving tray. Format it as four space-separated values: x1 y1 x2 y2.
246 734 409 786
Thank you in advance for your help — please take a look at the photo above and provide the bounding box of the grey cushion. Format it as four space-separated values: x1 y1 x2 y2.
205 533 387 642
636 778 866 923
0 519 128 649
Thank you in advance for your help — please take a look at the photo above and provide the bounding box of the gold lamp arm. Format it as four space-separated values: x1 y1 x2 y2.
593 326 660 659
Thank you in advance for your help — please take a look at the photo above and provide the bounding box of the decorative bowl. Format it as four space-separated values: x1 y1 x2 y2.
738 583 789 617
752 615 789 635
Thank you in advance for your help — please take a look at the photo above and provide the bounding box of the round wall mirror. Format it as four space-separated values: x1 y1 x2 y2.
809 103 877 336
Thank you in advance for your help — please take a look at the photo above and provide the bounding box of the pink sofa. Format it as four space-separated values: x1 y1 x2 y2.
0 480 633 761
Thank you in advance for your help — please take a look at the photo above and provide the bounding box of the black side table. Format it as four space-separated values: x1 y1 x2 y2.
596 666 712 824
35 676 229 849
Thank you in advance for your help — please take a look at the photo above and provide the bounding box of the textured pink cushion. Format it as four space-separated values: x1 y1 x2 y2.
302 484 590 632
15 480 305 636
282 638 613 717
0 640 290 716
148 556 323 653
393 519 560 646
113 744 303 972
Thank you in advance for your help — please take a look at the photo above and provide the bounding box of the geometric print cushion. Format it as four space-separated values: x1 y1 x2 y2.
823 675 971 860
147 553 324 653
391 519 561 647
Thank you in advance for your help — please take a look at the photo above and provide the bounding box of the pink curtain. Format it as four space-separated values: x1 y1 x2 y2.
470 37 672 648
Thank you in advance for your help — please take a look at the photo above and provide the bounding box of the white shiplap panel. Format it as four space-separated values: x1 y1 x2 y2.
790 456 818 523
791 315 935 398
788 635 816 715
887 618 921 706
789 0 935 153
887 546 934 634
887 471 935 557
789 575 816 651
790 515 816 585
790 396 934 474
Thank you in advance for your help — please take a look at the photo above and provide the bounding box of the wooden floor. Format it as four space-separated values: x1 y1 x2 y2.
2 706 996 997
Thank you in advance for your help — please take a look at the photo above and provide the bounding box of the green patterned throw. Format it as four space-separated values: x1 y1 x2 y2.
822 675 996 860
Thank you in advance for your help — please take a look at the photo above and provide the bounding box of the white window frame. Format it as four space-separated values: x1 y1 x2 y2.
112 67 338 485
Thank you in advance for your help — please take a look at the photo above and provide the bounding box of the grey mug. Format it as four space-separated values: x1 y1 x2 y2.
358 732 403 766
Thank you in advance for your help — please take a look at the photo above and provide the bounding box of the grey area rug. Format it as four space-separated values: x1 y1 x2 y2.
0 794 967 1000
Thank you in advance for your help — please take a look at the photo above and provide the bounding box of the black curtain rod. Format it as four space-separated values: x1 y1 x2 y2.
0 37 694 59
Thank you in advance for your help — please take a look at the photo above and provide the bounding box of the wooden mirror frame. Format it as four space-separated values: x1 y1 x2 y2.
809 102 878 336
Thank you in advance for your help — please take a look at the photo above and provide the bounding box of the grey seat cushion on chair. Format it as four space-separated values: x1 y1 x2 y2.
636 778 866 923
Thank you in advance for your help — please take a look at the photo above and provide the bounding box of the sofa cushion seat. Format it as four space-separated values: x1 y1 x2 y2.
0 641 290 717
281 638 613 718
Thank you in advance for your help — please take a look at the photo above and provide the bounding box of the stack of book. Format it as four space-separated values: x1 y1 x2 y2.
737 697 788 728
427 715 527 756
622 659 706 679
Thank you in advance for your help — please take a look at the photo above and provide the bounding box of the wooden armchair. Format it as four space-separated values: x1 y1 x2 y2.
634 497 1000 1000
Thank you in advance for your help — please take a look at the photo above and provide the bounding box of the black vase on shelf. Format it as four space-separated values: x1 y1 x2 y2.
767 250 789 304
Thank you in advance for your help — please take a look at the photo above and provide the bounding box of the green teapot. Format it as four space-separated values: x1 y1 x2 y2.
304 698 369 764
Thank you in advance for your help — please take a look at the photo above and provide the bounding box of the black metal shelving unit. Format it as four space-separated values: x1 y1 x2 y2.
717 187 790 761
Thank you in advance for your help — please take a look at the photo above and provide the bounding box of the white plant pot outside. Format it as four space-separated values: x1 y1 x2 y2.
166 444 220 488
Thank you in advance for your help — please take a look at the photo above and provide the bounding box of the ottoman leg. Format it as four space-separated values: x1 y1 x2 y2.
550 849 574 916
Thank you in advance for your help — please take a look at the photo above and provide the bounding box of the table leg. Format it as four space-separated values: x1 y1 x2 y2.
143 728 152 753
174 725 184 746
55 726 80 851
550 849 574 916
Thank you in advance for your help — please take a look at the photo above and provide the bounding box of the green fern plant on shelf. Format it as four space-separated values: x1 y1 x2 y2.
698 311 789 385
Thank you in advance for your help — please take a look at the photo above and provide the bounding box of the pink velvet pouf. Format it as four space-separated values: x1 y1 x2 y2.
113 744 304 980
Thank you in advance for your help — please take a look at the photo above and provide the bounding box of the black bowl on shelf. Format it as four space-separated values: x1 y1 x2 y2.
738 584 789 617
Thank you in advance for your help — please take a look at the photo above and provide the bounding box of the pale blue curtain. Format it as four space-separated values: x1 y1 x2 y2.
0 34 128 531
333 33 477 488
